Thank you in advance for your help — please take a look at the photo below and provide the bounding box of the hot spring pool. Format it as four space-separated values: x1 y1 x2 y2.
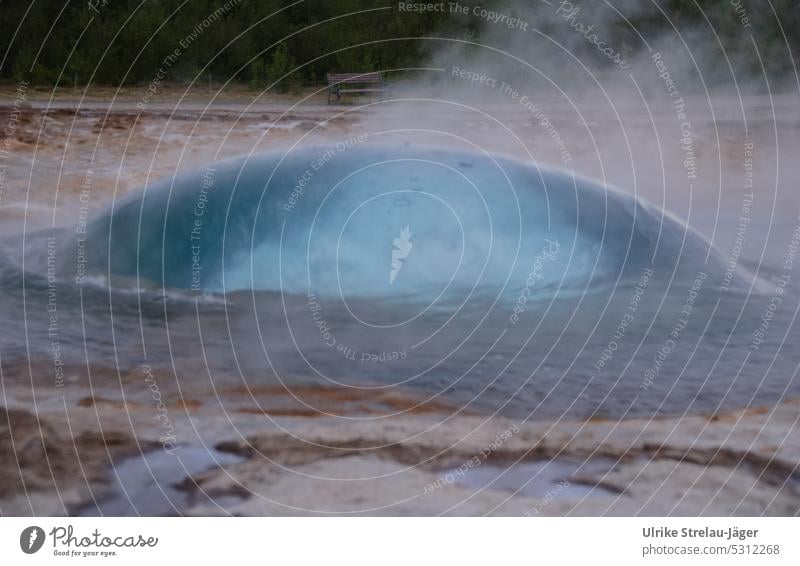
4 144 795 420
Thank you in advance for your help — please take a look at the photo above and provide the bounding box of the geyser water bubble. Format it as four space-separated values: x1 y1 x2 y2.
57 144 746 302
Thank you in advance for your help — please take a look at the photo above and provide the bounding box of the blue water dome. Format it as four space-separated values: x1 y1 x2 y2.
57 143 742 304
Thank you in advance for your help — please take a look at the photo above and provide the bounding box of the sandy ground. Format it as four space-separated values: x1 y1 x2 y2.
2 380 798 515
1 85 799 515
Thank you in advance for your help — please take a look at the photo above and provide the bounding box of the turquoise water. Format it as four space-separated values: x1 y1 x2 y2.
56 145 745 299
2 145 797 419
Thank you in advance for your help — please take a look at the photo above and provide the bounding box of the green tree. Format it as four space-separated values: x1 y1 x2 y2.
251 42 298 93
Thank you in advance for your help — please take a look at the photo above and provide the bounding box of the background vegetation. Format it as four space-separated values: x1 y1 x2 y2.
0 0 797 91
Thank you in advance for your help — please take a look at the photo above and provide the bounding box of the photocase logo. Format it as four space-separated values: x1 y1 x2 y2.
390 226 413 284
20 526 45 554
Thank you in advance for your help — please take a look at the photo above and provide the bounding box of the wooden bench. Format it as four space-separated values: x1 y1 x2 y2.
326 72 389 104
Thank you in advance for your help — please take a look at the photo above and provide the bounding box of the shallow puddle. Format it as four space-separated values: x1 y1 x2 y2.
442 457 619 500
78 446 243 516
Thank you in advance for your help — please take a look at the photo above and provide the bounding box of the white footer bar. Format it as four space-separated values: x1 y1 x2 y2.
1 517 797 564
